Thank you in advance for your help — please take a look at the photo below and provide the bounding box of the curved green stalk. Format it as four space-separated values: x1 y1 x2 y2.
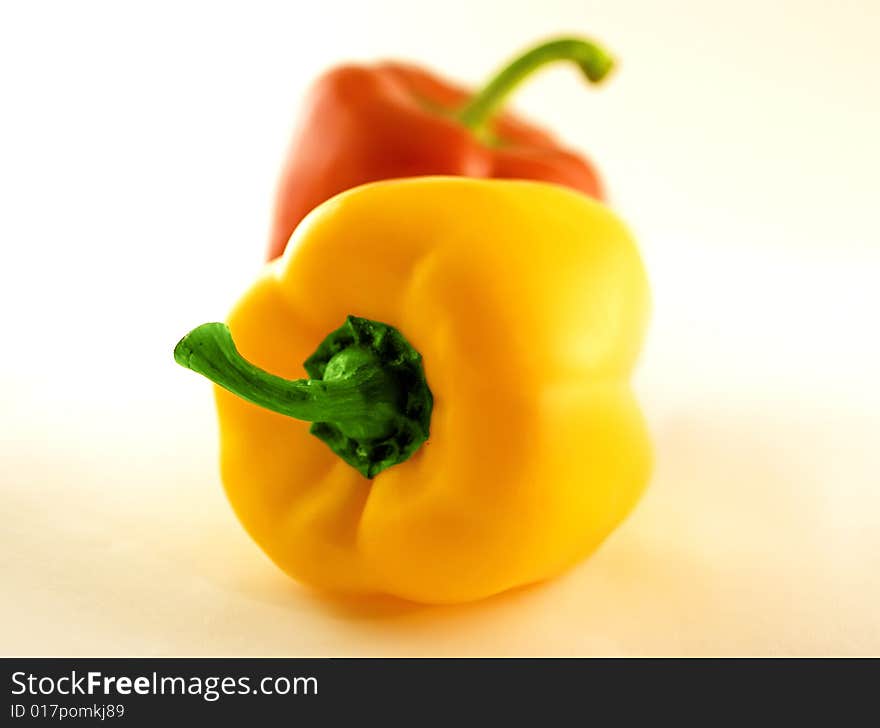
174 316 432 478
457 36 615 135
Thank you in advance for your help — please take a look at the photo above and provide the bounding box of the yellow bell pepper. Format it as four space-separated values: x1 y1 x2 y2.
175 177 651 604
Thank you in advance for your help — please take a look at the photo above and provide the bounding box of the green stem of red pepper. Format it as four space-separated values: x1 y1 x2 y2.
457 36 615 136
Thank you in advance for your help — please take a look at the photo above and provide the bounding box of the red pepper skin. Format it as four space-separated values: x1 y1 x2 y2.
267 62 605 260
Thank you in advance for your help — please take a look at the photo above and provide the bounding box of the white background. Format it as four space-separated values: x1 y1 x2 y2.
1 0 878 654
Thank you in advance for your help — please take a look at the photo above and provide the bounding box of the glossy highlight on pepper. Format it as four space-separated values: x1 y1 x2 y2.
178 177 652 604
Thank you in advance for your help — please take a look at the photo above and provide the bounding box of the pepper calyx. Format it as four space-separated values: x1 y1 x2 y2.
304 316 433 478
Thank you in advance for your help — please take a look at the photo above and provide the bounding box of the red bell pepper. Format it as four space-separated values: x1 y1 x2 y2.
267 36 615 260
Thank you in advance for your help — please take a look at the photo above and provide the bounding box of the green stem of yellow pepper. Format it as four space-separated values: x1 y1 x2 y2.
457 36 615 135
174 323 398 438
174 316 432 478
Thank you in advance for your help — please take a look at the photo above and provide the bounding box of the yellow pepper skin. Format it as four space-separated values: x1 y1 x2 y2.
212 177 651 604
